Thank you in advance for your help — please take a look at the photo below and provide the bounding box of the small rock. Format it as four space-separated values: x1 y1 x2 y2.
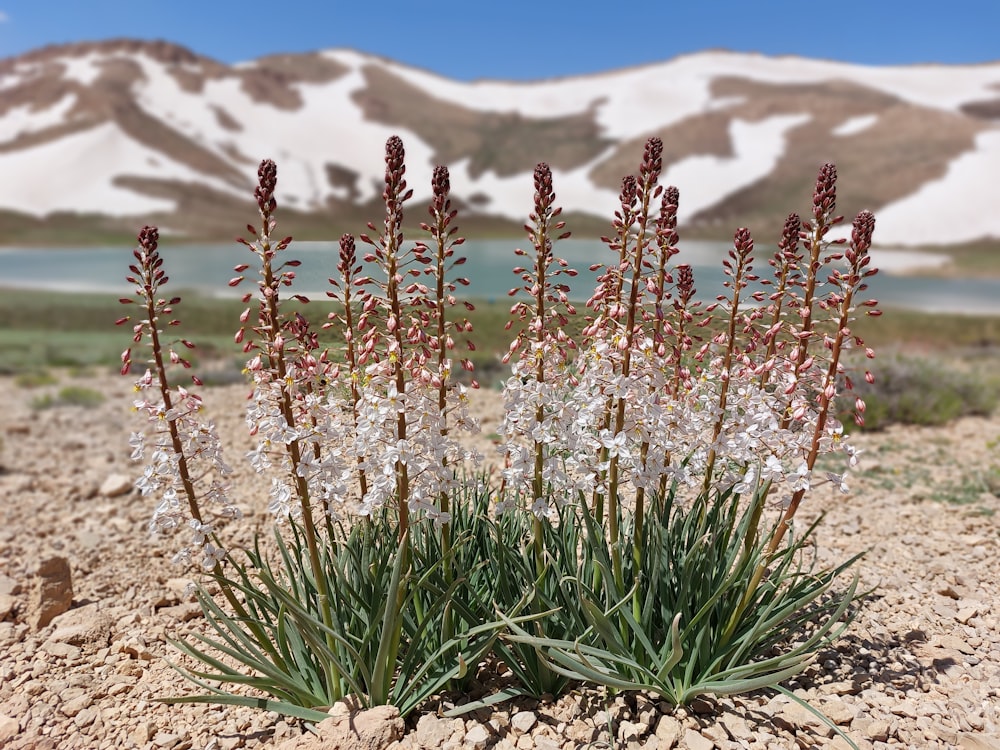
0 713 19 743
416 713 452 748
510 711 536 735
0 574 20 597
48 604 112 646
132 722 155 745
60 693 93 717
41 640 81 659
774 702 834 738
654 715 682 748
824 680 861 696
887 700 917 719
117 637 153 661
565 720 596 745
688 697 715 715
617 720 643 742
280 704 406 750
152 732 182 749
936 635 977 655
73 707 99 727
465 723 490 749
852 717 891 742
159 602 202 622
683 728 715 750
957 604 982 624
700 723 729 744
958 734 1000 750
819 698 858 726
27 556 73 631
718 713 753 741
0 593 15 622
99 473 133 497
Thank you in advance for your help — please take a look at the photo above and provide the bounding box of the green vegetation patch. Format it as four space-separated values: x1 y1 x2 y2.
844 354 999 431
31 385 105 410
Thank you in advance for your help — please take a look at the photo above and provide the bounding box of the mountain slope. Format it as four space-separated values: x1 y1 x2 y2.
2 40 999 246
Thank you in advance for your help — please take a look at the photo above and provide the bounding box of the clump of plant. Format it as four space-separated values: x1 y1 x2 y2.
31 384 105 410
15 370 58 389
118 136 880 738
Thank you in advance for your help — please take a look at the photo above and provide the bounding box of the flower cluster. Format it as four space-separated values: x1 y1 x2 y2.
120 136 877 579
498 145 878 539
342 141 481 526
118 227 237 570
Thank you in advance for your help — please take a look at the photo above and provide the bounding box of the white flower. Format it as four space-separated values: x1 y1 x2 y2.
845 444 863 468
200 542 226 570
734 466 757 495
598 429 631 461
268 478 294 519
128 432 145 460
530 497 557 521
788 463 811 492
760 455 785 483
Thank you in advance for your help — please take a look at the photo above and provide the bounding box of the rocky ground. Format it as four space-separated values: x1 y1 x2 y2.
0 369 999 750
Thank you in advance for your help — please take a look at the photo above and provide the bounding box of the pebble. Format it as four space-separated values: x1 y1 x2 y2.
510 711 537 735
27 556 73 631
683 728 715 750
99 473 133 498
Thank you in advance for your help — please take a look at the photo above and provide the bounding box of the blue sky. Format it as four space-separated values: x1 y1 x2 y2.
0 1 997 79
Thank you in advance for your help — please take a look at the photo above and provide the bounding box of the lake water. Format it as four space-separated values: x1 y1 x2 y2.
1 239 998 315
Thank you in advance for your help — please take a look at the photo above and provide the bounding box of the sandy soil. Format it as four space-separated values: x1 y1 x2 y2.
0 370 999 750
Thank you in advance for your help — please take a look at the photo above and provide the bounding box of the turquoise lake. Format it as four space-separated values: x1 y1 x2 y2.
1 240 998 315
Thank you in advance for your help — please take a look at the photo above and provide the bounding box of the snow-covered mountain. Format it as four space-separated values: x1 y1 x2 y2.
2 39 999 246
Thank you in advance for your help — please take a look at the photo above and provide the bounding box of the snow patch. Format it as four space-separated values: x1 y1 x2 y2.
448 156 621 223
832 114 878 137
664 114 811 223
60 54 107 87
0 94 78 144
355 49 1000 140
127 51 439 208
872 129 1000 245
0 122 242 217
0 73 23 92
1 62 42 91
